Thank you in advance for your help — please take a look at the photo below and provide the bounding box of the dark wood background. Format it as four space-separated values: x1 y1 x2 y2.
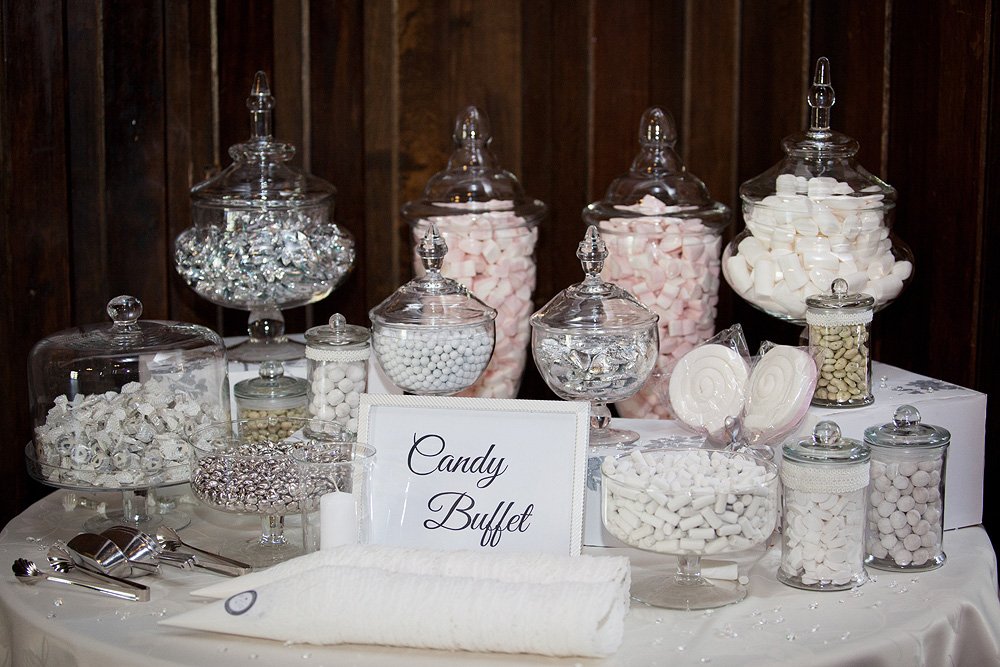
2 1 997 542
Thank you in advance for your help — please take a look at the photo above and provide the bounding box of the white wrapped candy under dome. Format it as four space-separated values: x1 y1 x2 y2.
722 57 913 323
369 223 497 396
601 447 778 610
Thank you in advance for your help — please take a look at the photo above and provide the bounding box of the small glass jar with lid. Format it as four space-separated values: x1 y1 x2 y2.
583 107 730 419
864 405 950 571
806 278 874 407
233 361 308 439
304 313 370 432
779 421 870 590
27 295 230 530
175 71 355 362
530 226 659 447
402 106 547 399
722 57 913 323
369 224 497 395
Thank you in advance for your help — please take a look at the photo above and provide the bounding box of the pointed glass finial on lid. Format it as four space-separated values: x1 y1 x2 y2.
247 70 276 142
807 57 835 138
577 225 608 283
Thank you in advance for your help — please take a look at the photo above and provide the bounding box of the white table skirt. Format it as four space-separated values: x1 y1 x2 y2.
0 490 998 667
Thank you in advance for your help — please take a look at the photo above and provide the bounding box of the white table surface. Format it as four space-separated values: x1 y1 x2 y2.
0 489 998 667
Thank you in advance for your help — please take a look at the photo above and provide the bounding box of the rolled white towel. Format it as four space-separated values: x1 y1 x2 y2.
163 564 627 657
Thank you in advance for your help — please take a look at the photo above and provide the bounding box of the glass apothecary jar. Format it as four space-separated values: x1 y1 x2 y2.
175 71 355 362
779 421 870 591
722 57 913 323
583 107 729 419
26 295 230 530
305 313 370 433
864 405 949 571
806 278 874 407
530 226 659 447
402 106 547 399
234 361 308 437
369 224 497 395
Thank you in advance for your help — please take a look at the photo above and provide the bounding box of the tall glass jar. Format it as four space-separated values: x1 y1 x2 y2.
864 405 949 571
722 57 913 323
402 106 546 399
304 314 370 433
779 421 870 590
806 278 875 407
583 107 729 419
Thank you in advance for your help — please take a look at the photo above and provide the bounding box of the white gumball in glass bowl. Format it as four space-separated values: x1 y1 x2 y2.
601 447 778 610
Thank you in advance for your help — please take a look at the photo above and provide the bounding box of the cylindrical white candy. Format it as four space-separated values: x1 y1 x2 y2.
320 492 358 550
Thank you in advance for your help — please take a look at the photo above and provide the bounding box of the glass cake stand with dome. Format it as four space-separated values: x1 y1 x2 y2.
530 226 659 447
175 71 355 362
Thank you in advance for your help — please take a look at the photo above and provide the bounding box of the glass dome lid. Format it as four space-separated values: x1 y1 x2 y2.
783 420 870 466
583 107 729 227
369 224 497 328
531 226 659 332
191 71 335 210
400 106 546 222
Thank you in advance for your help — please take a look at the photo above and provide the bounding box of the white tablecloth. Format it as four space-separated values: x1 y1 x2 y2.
0 490 998 666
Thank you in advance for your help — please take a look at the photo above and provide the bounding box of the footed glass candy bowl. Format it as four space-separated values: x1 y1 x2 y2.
602 447 778 610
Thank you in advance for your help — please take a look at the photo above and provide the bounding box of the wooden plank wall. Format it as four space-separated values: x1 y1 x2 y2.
2 0 996 539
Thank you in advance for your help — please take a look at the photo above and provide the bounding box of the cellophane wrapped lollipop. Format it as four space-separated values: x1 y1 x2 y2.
741 342 819 449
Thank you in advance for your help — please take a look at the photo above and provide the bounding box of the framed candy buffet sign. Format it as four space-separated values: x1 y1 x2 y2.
358 394 590 555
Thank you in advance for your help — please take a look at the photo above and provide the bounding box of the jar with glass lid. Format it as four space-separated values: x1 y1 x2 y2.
583 107 730 419
722 57 913 323
806 277 875 407
305 313 370 432
402 106 547 399
234 360 308 440
369 224 497 396
864 405 949 571
779 420 870 590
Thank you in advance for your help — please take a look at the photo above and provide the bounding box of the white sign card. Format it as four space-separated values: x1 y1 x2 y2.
358 394 590 555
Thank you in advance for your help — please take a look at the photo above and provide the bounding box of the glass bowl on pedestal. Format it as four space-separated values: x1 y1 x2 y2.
27 295 231 533
530 226 659 448
174 71 355 362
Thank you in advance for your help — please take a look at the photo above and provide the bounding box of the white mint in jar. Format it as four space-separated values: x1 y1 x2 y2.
403 106 546 399
585 107 730 419
779 421 870 591
806 278 875 407
305 314 370 433
864 405 949 571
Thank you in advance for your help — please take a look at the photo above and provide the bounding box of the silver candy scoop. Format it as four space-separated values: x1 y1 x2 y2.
47 541 150 601
12 558 145 602
66 532 160 578
101 526 195 571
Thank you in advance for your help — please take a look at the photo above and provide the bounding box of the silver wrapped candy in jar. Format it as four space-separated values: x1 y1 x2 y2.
864 405 949 571
779 421 870 591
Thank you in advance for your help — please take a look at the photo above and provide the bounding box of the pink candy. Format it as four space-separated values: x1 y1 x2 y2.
412 207 538 399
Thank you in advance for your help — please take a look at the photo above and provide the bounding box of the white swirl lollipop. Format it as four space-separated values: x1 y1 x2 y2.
743 345 817 441
668 344 749 438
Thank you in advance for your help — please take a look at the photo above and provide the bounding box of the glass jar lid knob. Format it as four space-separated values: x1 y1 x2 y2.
892 404 921 428
259 360 285 382
248 70 275 142
577 225 608 287
812 420 842 447
807 56 835 139
107 295 142 329
418 222 448 274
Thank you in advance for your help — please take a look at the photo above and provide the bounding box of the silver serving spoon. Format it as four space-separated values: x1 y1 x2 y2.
101 526 196 570
47 542 150 601
12 558 145 602
155 526 251 575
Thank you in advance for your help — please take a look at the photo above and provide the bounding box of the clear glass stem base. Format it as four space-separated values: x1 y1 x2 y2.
630 556 747 610
228 306 304 362
589 402 640 447
83 488 190 533
226 514 303 569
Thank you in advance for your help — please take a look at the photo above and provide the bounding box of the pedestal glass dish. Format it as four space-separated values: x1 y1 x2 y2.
601 447 779 609
402 106 547 399
722 57 913 323
175 71 355 361
189 416 354 568
27 295 230 532
530 226 658 447
369 224 497 395
584 107 729 418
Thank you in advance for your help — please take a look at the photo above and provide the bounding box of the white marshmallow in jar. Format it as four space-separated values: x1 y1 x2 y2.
370 223 497 396
584 108 730 419
779 420 871 591
722 57 913 323
864 405 950 571
304 314 370 433
806 278 875 407
403 106 546 400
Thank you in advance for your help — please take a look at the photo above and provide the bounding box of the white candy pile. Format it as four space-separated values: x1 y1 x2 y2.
724 175 912 320
781 488 867 587
372 325 493 395
599 196 723 418
867 458 944 567
309 361 367 432
601 449 777 555
412 203 537 399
